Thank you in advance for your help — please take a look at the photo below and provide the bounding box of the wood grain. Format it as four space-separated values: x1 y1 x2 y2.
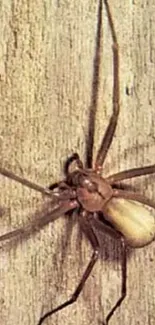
0 1 155 325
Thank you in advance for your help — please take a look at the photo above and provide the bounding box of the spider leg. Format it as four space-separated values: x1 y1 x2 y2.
106 164 155 184
113 188 155 209
38 210 100 325
64 153 83 176
86 0 103 169
103 239 127 325
0 199 78 243
0 166 52 195
95 0 120 171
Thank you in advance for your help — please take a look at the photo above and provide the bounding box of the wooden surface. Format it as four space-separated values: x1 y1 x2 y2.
0 1 155 325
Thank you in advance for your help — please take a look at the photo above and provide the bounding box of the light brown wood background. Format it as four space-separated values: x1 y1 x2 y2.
0 1 155 325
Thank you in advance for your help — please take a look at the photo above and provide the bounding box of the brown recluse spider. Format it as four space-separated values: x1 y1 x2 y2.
0 1 155 325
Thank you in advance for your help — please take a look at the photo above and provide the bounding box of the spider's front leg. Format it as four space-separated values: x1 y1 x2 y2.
95 0 120 171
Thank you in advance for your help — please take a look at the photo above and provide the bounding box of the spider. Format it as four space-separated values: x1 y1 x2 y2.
0 1 155 325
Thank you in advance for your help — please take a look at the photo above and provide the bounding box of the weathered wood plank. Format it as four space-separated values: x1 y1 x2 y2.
0 1 155 325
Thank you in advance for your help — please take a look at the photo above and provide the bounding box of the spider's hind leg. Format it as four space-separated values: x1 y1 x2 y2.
38 210 100 325
103 239 127 325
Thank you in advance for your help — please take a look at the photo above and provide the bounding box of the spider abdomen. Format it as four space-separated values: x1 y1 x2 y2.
103 197 155 247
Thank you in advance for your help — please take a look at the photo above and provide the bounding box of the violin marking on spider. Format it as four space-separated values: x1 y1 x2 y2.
0 1 155 325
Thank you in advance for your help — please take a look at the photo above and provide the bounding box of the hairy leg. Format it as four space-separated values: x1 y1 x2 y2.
0 200 78 243
95 0 120 171
113 188 155 209
103 239 127 325
0 166 51 195
106 165 155 184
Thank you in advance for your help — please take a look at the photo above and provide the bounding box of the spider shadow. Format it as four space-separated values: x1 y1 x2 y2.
63 209 133 271
95 224 132 264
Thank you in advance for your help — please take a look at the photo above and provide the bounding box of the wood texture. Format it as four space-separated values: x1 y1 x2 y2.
0 1 155 325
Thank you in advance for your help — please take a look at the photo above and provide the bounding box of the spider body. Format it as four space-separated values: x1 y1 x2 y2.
51 154 155 249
